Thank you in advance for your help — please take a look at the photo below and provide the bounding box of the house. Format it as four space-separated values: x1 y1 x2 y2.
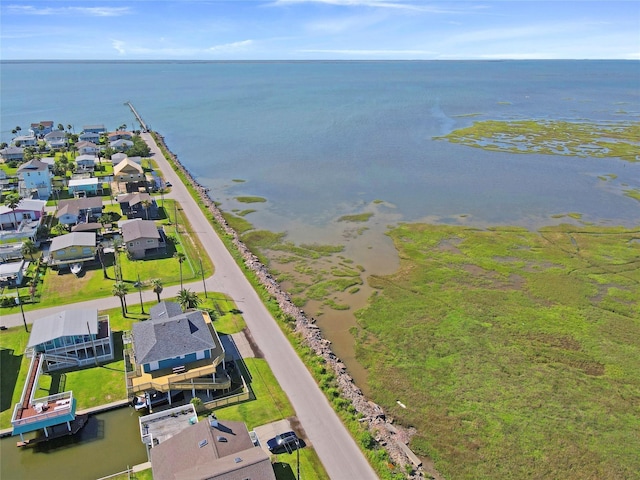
121 219 163 259
0 146 24 162
108 131 133 141
150 418 276 480
78 131 100 143
29 121 54 137
75 141 99 155
26 308 114 371
114 158 145 184
12 135 38 147
111 153 142 166
126 301 227 399
44 130 67 149
110 138 134 151
0 198 46 230
0 259 30 287
48 231 96 267
118 192 158 219
75 154 97 172
17 158 53 199
68 177 100 197
56 197 103 226
82 124 106 134
39 157 56 170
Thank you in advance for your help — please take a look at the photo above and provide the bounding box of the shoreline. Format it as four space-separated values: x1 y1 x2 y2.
151 132 430 475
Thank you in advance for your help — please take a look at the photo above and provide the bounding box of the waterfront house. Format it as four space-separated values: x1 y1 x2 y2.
29 121 54 137
0 198 46 230
78 131 100 143
150 418 275 480
12 135 38 147
110 138 134 151
121 219 164 259
118 192 158 219
26 308 114 371
48 231 96 267
108 130 133 141
82 124 106 134
68 177 100 197
17 158 53 199
0 259 29 287
114 157 145 186
0 146 25 162
44 130 67 149
56 197 103 226
125 301 228 400
111 153 142 166
75 141 99 155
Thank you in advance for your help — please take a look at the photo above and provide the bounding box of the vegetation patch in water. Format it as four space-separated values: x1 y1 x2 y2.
236 196 267 203
354 222 640 480
436 120 640 162
338 212 374 223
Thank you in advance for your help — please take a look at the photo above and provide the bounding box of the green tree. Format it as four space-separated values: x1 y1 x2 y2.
21 239 38 261
4 193 21 229
177 288 200 311
112 282 129 317
151 279 163 303
57 123 64 131
141 199 152 220
174 252 186 290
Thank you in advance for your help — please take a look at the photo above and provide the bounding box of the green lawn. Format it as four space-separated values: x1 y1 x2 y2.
354 223 640 480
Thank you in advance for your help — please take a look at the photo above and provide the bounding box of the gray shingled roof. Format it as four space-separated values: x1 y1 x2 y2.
149 301 184 319
121 219 160 243
56 197 103 218
27 309 98 348
132 310 216 365
150 419 274 480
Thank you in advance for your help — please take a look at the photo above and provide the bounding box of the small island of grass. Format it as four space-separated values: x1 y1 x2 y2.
337 212 374 223
235 196 267 203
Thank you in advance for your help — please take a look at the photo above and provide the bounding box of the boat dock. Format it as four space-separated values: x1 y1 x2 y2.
125 101 149 132
16 414 89 447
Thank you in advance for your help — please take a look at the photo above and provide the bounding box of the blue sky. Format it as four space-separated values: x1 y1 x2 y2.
1 1 639 60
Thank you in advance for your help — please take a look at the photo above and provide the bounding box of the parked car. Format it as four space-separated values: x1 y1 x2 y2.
266 431 300 454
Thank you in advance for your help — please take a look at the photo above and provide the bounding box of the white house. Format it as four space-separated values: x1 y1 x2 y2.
44 130 67 149
78 131 100 143
109 139 134 151
75 154 96 172
13 135 37 147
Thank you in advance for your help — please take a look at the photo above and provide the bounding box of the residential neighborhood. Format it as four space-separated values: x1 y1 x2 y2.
0 120 334 480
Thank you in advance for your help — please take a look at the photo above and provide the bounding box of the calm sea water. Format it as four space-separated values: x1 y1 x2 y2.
2 61 639 239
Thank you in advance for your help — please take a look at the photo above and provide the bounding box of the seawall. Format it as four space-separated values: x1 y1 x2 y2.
152 132 426 476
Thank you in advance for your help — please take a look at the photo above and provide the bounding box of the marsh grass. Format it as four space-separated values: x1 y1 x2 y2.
355 223 640 479
437 119 640 162
338 212 374 223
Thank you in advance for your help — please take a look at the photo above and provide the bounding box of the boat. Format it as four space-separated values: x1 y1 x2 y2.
70 263 82 275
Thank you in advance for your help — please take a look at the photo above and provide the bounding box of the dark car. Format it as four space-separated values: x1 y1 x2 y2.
165 181 172 187
266 431 300 454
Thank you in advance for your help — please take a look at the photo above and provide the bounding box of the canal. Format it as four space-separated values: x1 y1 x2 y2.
1 407 148 480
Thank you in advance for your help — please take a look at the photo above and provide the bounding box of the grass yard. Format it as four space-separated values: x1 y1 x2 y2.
354 223 640 480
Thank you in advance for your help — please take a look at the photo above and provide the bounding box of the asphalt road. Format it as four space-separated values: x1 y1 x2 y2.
1 132 378 480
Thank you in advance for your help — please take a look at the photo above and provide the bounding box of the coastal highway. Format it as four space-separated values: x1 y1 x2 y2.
1 132 379 480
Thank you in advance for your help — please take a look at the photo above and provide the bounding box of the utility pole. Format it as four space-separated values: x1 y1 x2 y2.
199 258 207 298
14 278 28 332
136 273 145 314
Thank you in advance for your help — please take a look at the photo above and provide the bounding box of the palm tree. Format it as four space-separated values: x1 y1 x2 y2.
4 193 21 229
21 239 38 261
158 187 166 209
151 279 163 303
141 199 152 220
174 252 186 289
177 288 200 311
57 123 64 131
112 282 129 317
97 243 108 279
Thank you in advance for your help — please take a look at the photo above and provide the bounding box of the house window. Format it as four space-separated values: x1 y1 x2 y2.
82 247 92 255
57 249 65 256
129 242 134 247
146 239 154 244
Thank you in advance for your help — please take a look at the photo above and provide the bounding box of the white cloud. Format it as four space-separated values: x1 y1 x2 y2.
209 40 254 52
7 5 131 17
111 40 126 55
298 48 435 56
272 0 469 13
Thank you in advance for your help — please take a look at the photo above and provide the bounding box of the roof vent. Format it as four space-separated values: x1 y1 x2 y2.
198 439 208 448
216 436 227 442
234 457 243 463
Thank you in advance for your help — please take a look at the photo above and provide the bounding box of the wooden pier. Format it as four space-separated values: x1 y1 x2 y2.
125 101 149 132
16 414 89 447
